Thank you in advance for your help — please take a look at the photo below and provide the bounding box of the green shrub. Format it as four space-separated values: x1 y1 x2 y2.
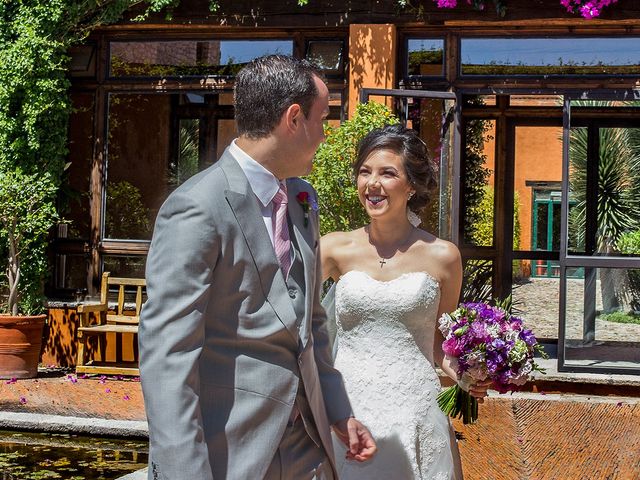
617 230 640 255
306 102 399 235
617 230 640 312
599 311 640 325
469 186 521 250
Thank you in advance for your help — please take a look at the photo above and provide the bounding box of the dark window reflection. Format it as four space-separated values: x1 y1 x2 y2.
407 39 444 76
110 40 293 77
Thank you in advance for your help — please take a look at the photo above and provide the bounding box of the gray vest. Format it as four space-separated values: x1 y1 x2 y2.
285 217 322 446
286 218 307 344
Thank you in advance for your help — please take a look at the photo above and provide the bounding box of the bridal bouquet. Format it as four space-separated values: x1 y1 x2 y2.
437 299 546 424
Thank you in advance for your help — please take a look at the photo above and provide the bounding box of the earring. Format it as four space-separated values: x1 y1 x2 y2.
408 192 415 200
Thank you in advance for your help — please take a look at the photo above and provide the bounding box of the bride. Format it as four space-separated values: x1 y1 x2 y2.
321 124 490 479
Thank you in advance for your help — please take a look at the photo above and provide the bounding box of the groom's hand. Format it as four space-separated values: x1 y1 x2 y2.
333 417 377 462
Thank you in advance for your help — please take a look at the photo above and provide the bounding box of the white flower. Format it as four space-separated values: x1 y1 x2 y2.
487 323 501 338
505 330 520 343
438 313 455 334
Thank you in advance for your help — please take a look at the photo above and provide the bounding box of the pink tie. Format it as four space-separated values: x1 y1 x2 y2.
272 183 291 280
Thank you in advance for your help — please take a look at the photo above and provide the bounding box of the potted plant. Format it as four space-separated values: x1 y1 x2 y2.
0 169 59 378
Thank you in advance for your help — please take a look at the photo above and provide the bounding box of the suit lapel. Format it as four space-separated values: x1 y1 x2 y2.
286 179 316 348
220 152 298 342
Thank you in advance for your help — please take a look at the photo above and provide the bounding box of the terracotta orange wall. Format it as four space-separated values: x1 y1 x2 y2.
348 24 396 118
483 126 563 250
514 126 563 250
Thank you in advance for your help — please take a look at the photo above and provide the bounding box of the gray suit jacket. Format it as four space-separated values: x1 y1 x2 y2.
139 149 352 480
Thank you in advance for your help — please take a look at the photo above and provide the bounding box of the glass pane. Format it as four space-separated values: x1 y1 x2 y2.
219 92 234 106
407 39 444 76
568 120 640 256
514 125 563 252
405 97 455 239
102 255 146 278
64 93 93 240
563 266 640 370
461 37 640 75
106 92 235 240
510 95 563 107
462 119 496 246
217 119 237 159
306 40 343 72
170 119 200 188
512 261 561 339
110 40 293 77
106 94 168 240
54 253 87 293
461 259 494 304
328 90 344 126
462 95 496 107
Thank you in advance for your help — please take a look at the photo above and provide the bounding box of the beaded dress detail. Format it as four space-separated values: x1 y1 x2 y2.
332 270 461 480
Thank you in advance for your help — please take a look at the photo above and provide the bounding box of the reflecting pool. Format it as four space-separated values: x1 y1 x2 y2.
0 430 147 479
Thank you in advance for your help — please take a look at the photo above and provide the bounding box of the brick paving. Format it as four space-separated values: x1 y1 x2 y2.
453 394 640 480
1 372 640 479
0 371 145 421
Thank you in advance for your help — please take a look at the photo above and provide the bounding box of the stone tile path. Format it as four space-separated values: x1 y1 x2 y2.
512 277 640 342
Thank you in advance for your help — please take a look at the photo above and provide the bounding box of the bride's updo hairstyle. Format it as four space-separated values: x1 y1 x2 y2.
353 124 438 213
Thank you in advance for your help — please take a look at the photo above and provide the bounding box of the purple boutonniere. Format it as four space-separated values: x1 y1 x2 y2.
296 191 311 227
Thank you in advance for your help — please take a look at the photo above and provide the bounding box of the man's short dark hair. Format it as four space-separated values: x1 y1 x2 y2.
234 55 324 139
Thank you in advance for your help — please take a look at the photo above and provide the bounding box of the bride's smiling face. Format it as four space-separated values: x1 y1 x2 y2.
357 149 414 219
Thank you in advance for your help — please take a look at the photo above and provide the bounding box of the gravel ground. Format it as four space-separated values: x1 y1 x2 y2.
512 276 640 343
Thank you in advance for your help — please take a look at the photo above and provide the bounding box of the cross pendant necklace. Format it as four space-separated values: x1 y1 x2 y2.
379 258 387 268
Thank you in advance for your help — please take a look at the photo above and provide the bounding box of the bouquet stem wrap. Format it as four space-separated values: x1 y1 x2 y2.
437 385 478 425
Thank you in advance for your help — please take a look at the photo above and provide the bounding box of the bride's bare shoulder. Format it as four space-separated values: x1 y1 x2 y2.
414 230 461 264
321 228 365 253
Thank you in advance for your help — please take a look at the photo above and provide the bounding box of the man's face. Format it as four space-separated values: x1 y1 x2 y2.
292 75 329 176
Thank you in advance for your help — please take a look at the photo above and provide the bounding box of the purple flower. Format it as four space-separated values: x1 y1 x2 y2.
520 329 537 346
443 336 465 357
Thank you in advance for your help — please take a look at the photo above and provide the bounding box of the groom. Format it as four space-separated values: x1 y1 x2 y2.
139 55 376 480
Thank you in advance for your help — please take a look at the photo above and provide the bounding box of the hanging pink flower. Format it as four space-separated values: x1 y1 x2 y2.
433 0 619 18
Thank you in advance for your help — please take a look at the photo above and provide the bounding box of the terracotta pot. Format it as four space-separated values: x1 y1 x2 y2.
0 314 46 379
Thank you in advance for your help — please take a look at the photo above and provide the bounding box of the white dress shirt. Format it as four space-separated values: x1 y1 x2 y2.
228 139 282 247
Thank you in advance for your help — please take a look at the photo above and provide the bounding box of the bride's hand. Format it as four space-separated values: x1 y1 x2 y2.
333 417 377 462
457 373 492 403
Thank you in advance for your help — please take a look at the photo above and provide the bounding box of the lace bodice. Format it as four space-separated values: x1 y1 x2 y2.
332 270 460 480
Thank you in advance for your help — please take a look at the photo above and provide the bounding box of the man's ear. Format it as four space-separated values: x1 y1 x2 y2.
283 103 303 133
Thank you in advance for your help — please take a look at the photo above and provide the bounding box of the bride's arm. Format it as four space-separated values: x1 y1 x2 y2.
432 241 463 382
320 232 343 282
432 241 491 401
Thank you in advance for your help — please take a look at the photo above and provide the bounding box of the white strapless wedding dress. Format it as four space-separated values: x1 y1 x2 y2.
332 270 462 480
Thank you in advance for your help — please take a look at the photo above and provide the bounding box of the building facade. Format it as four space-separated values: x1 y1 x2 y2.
56 0 640 373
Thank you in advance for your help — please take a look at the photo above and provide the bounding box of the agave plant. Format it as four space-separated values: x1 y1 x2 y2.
569 127 640 251
568 117 640 312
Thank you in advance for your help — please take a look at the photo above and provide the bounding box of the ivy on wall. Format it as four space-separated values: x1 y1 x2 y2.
0 0 209 312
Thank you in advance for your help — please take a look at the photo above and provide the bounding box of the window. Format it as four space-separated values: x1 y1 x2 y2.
461 37 640 76
305 40 344 75
406 39 445 77
109 39 294 77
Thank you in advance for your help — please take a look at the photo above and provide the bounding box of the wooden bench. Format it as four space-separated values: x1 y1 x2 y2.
75 272 145 376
